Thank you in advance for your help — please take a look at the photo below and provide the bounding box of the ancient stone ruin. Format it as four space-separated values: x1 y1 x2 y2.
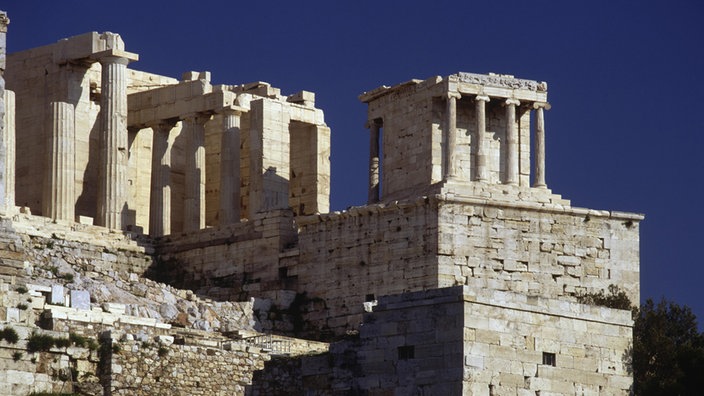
0 10 641 395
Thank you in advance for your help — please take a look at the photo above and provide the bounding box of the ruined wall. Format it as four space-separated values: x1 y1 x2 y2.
437 200 641 303
108 339 268 396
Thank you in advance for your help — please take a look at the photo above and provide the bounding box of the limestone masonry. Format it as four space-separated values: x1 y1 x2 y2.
0 10 641 395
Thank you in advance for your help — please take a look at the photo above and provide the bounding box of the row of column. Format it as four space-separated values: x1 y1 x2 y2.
148 109 242 237
442 93 549 188
45 55 131 228
44 55 243 235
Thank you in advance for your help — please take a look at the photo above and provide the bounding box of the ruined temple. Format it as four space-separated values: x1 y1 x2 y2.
0 11 641 395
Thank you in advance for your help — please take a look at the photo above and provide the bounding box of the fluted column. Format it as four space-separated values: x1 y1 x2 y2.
474 95 490 182
149 120 176 237
505 98 520 185
0 12 10 214
367 119 381 203
445 92 461 180
219 109 242 225
96 55 130 229
43 101 75 221
183 113 209 232
533 102 551 188
2 89 14 213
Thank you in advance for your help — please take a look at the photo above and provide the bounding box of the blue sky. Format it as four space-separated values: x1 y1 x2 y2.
4 1 704 326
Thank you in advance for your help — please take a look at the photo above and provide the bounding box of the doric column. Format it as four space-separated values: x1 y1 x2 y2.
367 119 382 203
475 95 490 182
0 12 10 214
149 120 176 237
219 109 242 225
533 102 551 188
505 98 520 185
96 55 130 229
43 101 75 221
2 89 14 213
445 92 461 180
183 113 210 232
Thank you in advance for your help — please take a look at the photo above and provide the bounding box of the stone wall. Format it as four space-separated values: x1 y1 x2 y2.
354 287 465 394
107 336 269 396
157 194 640 341
462 287 633 395
157 199 440 338
354 286 633 395
437 199 641 303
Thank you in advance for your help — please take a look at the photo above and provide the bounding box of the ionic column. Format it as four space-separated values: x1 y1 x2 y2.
475 95 490 182
96 55 130 229
43 101 75 221
183 113 210 232
445 92 461 180
505 98 520 185
367 119 381 203
219 109 242 225
533 102 551 188
149 120 176 237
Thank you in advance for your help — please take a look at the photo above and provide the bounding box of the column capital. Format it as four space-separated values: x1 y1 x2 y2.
365 118 383 130
475 95 490 102
0 12 10 33
182 112 211 124
91 49 139 64
148 118 179 131
446 91 461 100
504 98 521 106
533 101 551 110
217 106 246 117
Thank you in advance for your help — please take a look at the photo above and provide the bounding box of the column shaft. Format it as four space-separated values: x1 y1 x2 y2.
2 90 13 213
445 92 461 180
97 56 129 229
149 122 174 236
367 120 381 203
475 96 490 182
183 114 209 232
533 104 547 188
43 101 75 221
219 111 241 225
0 14 12 214
505 99 520 185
